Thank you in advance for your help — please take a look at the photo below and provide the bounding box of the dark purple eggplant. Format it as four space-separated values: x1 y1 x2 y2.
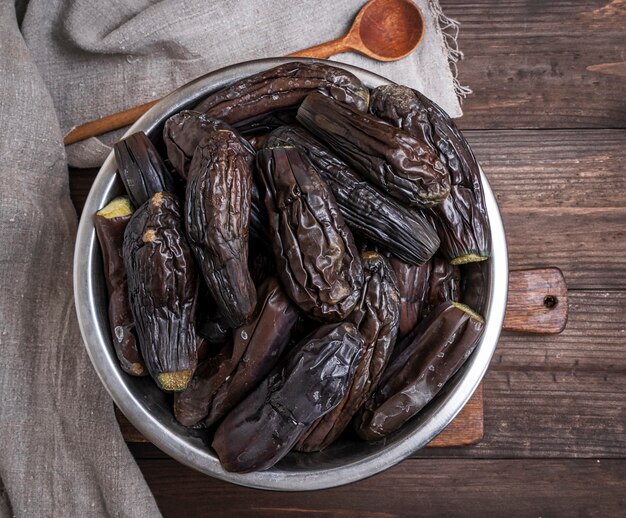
257 144 363 321
114 131 177 208
162 111 269 242
174 277 299 427
123 192 198 392
370 84 490 263
185 128 257 329
194 61 369 125
354 301 484 441
212 322 364 472
297 92 450 208
425 254 461 316
296 252 400 452
389 256 432 339
163 110 235 179
94 196 146 376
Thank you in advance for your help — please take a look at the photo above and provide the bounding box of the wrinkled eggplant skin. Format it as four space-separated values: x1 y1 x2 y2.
430 187 490 264
185 128 257 329
297 93 450 208
123 192 198 392
355 301 484 441
212 322 364 473
257 145 363 321
389 256 432 339
94 200 146 376
370 85 490 263
268 125 439 265
174 278 299 427
163 110 269 241
163 111 239 179
194 61 369 124
425 254 461 316
297 252 400 452
115 131 177 208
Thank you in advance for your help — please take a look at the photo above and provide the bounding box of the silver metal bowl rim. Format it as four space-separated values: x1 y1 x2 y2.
73 57 508 491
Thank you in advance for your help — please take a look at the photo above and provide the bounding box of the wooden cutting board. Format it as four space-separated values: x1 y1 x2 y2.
118 268 568 447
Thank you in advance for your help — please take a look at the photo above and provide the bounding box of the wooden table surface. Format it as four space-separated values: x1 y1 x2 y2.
69 1 626 515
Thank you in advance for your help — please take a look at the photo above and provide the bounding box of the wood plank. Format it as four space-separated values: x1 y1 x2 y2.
465 129 626 209
418 370 626 459
502 207 626 290
503 268 568 334
137 458 626 517
473 369 626 458
441 0 626 129
495 290 626 372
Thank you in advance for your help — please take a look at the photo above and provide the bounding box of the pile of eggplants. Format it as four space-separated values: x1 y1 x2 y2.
94 62 491 472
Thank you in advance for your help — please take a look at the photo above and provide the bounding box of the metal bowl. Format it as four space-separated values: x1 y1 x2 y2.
74 57 508 491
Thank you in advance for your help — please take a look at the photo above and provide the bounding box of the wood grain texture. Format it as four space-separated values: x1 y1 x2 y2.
63 100 159 145
502 208 626 290
495 290 626 372
137 458 626 517
466 129 626 209
503 268 568 333
416 369 626 459
587 61 626 78
442 0 626 129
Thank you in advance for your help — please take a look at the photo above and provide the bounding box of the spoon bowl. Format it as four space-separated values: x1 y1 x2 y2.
350 0 426 61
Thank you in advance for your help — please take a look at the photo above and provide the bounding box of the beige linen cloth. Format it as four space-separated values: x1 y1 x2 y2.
0 1 467 516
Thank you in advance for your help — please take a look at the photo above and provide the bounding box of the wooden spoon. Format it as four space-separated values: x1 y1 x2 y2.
63 0 425 146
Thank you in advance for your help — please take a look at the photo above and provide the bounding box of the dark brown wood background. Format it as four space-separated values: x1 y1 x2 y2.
69 1 626 515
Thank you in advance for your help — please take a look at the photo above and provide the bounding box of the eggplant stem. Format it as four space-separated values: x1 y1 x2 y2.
158 370 193 392
450 253 488 265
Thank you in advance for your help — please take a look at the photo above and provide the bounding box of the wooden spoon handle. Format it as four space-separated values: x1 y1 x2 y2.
503 268 568 334
287 37 350 59
64 99 160 145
